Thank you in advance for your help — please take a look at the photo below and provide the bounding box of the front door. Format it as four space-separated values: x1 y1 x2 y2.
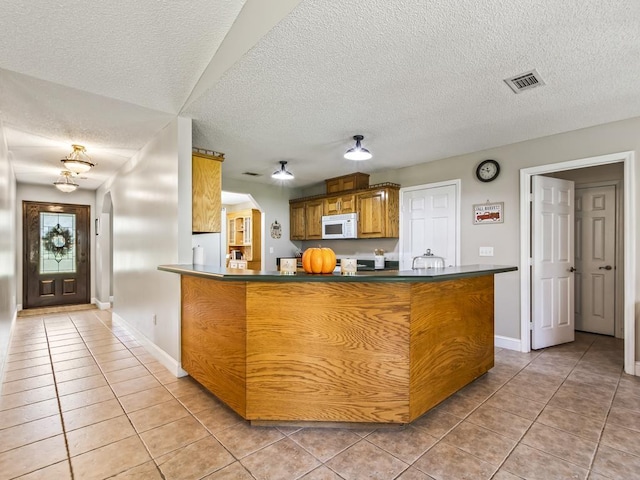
575 185 616 335
400 183 458 270
531 176 575 349
23 201 90 309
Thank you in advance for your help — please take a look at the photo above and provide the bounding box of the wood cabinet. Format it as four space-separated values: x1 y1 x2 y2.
325 172 369 194
227 209 261 269
323 194 356 216
290 181 400 240
289 201 306 240
192 151 224 233
357 186 400 238
289 199 323 240
305 199 324 239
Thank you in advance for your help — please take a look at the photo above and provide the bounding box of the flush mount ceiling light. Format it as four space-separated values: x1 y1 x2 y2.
272 161 294 180
344 135 372 161
53 171 79 193
61 144 95 174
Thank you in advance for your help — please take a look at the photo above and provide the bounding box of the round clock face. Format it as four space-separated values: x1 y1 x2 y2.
476 159 500 182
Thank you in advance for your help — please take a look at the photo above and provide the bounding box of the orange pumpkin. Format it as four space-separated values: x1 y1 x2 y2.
301 247 337 274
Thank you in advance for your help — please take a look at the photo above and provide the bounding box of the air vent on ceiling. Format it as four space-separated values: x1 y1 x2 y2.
504 69 546 94
242 171 262 177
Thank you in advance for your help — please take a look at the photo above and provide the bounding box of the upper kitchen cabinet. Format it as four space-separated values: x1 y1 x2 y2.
325 172 369 194
290 200 306 240
289 199 323 240
192 150 224 233
323 193 356 216
357 186 400 238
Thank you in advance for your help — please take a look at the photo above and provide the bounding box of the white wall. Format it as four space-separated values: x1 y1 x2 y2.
0 121 17 383
369 116 640 348
95 117 192 372
15 184 97 309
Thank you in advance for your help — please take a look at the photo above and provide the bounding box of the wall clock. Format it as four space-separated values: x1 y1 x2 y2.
475 159 500 182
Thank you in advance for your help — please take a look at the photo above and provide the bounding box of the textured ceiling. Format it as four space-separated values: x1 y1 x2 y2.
3 0 640 191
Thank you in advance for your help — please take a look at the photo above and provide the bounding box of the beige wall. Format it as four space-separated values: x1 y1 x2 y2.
95 117 192 371
0 121 17 382
369 116 640 347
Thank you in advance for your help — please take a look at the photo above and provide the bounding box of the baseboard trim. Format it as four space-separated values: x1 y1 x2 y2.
92 298 111 310
111 312 188 378
635 361 640 377
495 335 521 352
16 304 22 312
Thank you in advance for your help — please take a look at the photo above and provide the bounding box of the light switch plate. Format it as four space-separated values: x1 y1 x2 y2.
479 246 494 257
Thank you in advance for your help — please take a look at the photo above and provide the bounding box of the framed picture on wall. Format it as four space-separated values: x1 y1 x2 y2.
473 202 504 224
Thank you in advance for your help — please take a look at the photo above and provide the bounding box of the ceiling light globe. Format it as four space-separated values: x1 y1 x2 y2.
272 161 294 180
54 182 79 193
344 149 372 161
344 134 372 161
62 159 94 174
53 171 79 193
61 144 95 174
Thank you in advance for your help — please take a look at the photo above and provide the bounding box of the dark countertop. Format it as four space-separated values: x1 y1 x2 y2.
158 263 517 283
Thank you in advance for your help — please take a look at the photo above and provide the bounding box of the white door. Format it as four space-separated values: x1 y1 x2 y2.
575 185 616 335
532 176 575 349
400 183 458 270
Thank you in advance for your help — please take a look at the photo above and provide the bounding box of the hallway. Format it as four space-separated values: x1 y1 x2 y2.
0 309 638 479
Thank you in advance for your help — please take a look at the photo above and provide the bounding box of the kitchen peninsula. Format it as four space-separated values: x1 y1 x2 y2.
159 264 516 425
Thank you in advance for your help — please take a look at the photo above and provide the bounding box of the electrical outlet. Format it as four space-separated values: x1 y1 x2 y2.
152 314 157 325
269 247 274 254
479 246 494 257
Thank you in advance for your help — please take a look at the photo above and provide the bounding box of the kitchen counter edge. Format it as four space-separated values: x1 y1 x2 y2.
158 264 517 283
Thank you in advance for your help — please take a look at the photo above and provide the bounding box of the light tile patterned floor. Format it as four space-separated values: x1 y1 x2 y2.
1 309 638 479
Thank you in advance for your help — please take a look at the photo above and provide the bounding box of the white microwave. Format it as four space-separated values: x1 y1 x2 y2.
322 213 358 239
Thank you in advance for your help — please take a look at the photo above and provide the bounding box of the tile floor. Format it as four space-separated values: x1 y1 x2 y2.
1 309 639 480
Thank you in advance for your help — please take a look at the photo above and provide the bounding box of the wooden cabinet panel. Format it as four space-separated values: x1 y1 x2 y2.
325 172 369 194
192 152 223 233
323 194 356 216
305 200 324 239
290 199 324 240
181 276 246 417
290 201 306 240
357 187 399 238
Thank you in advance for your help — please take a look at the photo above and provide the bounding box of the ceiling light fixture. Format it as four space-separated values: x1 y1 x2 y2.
272 161 294 180
53 171 79 193
344 135 372 161
61 144 95 174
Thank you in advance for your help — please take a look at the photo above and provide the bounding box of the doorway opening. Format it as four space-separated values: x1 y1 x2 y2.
96 192 113 310
519 151 636 375
221 191 264 270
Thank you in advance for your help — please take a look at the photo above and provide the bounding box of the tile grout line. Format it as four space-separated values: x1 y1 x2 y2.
488 341 596 479
75 310 169 479
42 315 76 480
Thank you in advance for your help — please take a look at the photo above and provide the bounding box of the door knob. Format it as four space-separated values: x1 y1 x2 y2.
599 265 613 270
569 267 577 272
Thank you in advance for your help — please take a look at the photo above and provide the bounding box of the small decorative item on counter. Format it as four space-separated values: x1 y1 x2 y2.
374 248 385 270
341 258 357 275
301 247 337 274
280 258 297 275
